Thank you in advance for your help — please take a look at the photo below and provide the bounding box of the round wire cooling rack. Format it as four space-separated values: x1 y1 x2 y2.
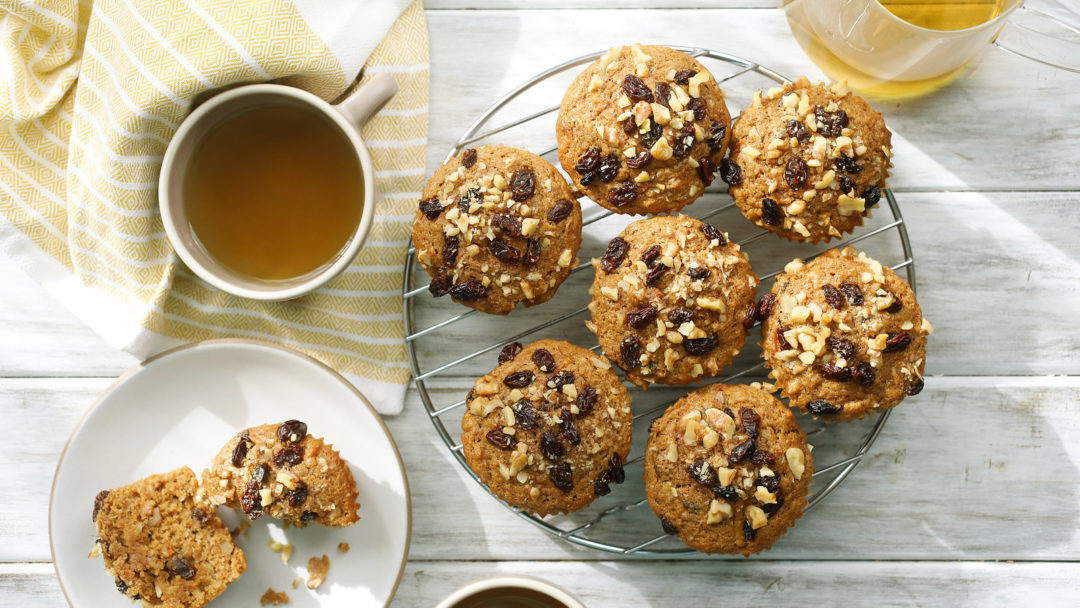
402 47 917 557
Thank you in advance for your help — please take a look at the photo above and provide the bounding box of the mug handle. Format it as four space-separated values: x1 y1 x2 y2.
993 3 1080 73
335 72 399 127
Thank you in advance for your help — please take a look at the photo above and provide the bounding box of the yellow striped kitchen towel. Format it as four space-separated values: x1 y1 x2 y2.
0 0 428 414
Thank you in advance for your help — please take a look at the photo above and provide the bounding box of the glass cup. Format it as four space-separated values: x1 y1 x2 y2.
782 0 1080 100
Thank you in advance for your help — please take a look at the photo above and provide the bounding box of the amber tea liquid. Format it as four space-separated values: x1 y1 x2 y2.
450 587 568 608
783 0 1014 100
184 104 363 281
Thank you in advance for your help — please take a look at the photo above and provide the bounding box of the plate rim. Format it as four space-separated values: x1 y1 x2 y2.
48 338 412 608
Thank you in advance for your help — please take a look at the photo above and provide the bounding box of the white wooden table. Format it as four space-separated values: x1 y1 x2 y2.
3 2 1080 606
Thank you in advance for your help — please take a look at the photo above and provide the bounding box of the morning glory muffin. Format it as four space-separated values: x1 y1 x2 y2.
462 339 632 516
644 383 813 556
91 467 246 607
587 215 758 387
725 77 892 242
557 44 732 215
413 145 582 314
754 247 932 422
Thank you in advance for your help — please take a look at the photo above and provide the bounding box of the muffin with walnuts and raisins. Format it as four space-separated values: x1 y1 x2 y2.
413 145 583 314
557 44 731 215
644 383 813 556
462 339 632 516
752 247 932 422
200 420 360 527
587 215 758 387
724 76 892 242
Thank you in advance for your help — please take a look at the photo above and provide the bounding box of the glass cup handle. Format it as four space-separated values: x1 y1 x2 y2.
993 3 1080 73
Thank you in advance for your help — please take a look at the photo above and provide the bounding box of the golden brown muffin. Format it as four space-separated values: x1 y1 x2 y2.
557 44 732 215
644 384 813 555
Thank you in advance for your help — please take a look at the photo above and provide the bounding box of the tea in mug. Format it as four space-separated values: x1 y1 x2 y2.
450 586 568 608
184 104 364 281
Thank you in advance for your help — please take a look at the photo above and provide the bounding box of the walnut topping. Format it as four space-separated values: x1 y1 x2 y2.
706 499 733 524
786 447 806 479
746 504 768 530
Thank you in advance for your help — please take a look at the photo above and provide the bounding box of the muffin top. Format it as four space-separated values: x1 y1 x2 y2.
726 77 892 242
587 215 758 387
461 339 632 516
413 144 582 314
644 383 813 555
557 44 732 215
758 247 931 421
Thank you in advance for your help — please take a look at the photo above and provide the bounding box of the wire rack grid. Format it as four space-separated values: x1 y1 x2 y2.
402 47 917 556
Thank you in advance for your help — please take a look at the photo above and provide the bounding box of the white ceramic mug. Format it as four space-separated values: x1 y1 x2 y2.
434 575 586 608
159 73 397 301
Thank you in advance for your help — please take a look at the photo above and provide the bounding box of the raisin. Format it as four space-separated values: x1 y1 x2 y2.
650 79 674 108
907 378 925 396
743 518 757 542
231 433 252 467
277 420 307 444
645 263 668 286
561 410 581 445
492 213 522 237
814 106 848 137
819 362 853 382
274 444 304 467
191 507 210 525
512 401 539 430
600 236 629 272
286 481 308 507
884 332 913 352
443 234 459 268
688 458 717 486
776 325 791 350
661 517 679 535
532 348 556 372
241 480 263 520
621 116 638 137
511 169 536 202
548 199 573 223
93 490 109 522
672 125 695 160
549 462 574 493
633 246 658 269
626 150 652 169
687 97 707 121
580 171 597 185
827 336 857 360
428 271 451 297
669 307 695 324
622 74 654 103
450 280 487 301
461 148 477 168
750 450 775 465
840 282 863 305
576 147 601 174
498 342 523 364
620 336 642 369
300 511 318 524
852 362 876 386
822 284 846 309
524 238 542 267
837 174 856 195
756 474 781 493
701 222 726 245
609 179 639 208
688 266 710 281
458 187 481 213
166 555 196 581
626 305 658 329
740 407 761 437
729 438 755 464
762 490 785 516
760 198 783 226
594 478 611 496
719 158 742 185
697 156 717 186
598 153 621 182
641 119 663 149
883 291 904 313
608 454 626 483
786 119 810 142
743 293 776 329
742 304 759 329
486 429 516 450
504 370 534 388
576 385 597 416
673 70 696 85
251 463 271 485
684 335 719 356
862 186 882 208
549 371 575 389
419 197 442 220
807 400 843 415
540 431 564 461
785 156 809 189
706 121 726 151
489 238 520 264
115 578 128 594
712 484 738 501
834 154 863 174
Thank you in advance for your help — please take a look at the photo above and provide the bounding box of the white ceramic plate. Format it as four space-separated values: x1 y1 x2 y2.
50 340 410 607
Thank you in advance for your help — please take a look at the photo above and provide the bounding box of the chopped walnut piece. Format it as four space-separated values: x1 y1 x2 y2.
260 588 290 606
307 554 330 590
